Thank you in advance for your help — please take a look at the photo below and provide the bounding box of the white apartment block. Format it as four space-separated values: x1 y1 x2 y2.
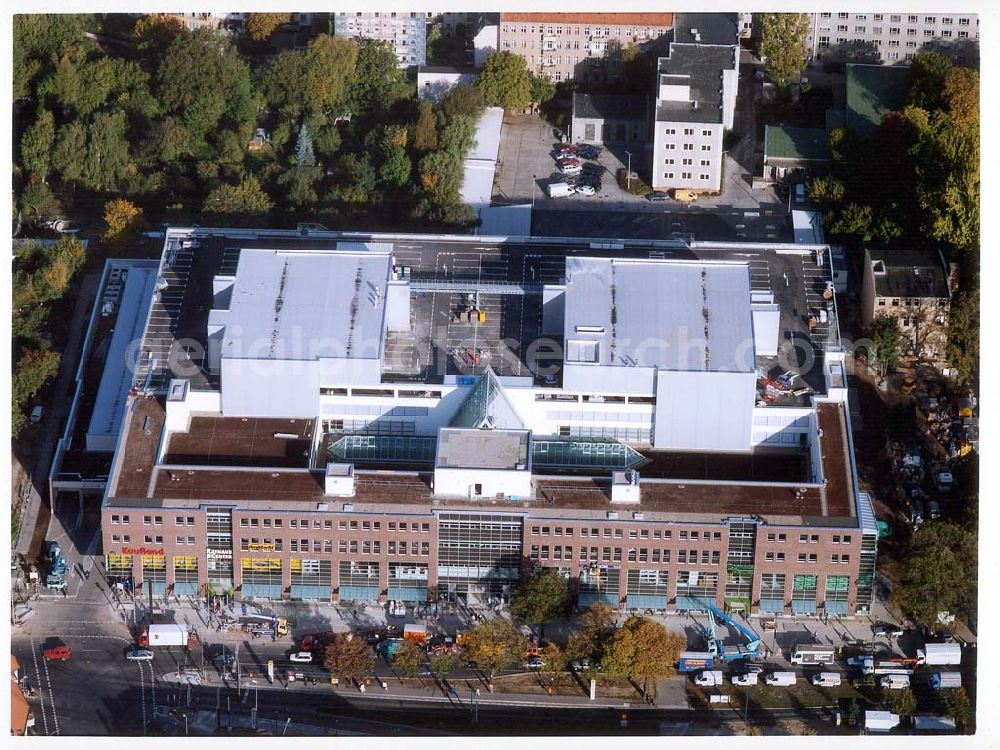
806 11 979 65
498 13 674 83
334 11 429 67
651 15 739 193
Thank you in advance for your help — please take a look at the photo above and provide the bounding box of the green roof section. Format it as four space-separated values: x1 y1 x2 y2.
846 63 910 137
825 107 846 133
763 126 831 162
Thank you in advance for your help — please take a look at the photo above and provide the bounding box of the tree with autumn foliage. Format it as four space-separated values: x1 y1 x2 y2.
245 13 291 42
600 616 686 699
460 618 528 684
323 633 375 684
102 199 148 246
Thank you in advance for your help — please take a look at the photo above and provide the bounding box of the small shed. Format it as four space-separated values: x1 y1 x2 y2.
762 125 830 183
571 93 649 145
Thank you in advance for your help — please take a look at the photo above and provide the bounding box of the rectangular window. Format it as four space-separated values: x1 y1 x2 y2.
766 552 774 562
349 541 358 554
175 517 184 526
777 553 785 562
176 536 184 545
112 515 120 524
798 553 807 563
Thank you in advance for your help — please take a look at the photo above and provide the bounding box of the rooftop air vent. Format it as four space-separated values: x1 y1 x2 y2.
343 504 354 512
317 503 329 511
633 512 645 520
607 511 619 520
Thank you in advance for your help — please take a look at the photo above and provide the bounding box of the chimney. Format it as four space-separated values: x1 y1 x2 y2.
325 463 355 497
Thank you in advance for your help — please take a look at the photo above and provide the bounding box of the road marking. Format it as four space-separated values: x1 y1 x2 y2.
136 660 148 735
36 639 60 735
29 638 51 736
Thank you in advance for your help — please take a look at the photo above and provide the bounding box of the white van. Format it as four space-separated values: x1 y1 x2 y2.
30 405 43 423
790 645 835 665
694 670 724 686
547 182 573 198
732 672 759 686
881 674 911 690
811 672 842 687
765 671 798 687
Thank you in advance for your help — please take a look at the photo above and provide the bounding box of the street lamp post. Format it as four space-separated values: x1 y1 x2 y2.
471 688 479 725
625 151 633 192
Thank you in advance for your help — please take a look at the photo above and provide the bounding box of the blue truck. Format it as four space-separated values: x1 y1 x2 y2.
43 541 68 590
678 651 715 672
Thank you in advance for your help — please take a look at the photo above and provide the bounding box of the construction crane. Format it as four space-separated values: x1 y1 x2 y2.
704 606 762 661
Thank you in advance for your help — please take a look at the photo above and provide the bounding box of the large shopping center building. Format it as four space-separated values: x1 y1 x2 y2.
51 227 878 617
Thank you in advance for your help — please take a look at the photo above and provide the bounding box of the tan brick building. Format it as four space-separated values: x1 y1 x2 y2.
498 12 674 83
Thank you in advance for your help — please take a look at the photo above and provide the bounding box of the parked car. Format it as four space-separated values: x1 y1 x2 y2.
582 162 606 175
695 670 724 686
126 647 155 661
30 405 43 423
811 672 842 687
764 671 797 686
846 655 873 668
574 184 596 196
881 674 911 690
43 645 72 661
289 652 314 663
560 164 583 175
524 657 545 670
731 672 759 686
556 157 580 168
873 622 905 638
570 659 592 672
645 191 670 202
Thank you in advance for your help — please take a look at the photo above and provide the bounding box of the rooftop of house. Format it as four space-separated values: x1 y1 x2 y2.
867 248 950 299
846 64 911 137
499 12 674 27
764 126 832 163
436 428 530 470
656 45 736 124
572 93 649 121
673 12 739 47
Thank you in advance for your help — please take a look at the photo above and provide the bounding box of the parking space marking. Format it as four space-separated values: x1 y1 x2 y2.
29 638 51 736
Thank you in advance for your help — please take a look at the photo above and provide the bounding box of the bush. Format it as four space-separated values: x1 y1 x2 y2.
616 168 651 196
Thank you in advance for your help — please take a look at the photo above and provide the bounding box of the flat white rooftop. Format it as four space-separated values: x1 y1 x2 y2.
221 248 392 361
563 257 755 373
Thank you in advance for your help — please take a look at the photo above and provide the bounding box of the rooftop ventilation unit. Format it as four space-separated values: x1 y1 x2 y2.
607 511 619 520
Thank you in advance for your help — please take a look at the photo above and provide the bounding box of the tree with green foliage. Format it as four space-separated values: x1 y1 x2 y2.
295 122 316 166
478 51 531 110
149 117 192 164
323 633 375 684
13 14 98 99
156 28 258 143
51 121 87 186
18 181 62 220
392 640 424 678
411 101 439 153
907 52 953 112
528 73 556 105
83 111 132 192
439 84 485 122
417 150 463 202
304 35 359 116
890 687 917 718
281 166 323 210
460 618 528 684
862 315 903 381
540 641 567 687
332 153 379 204
947 286 979 384
894 522 977 628
246 13 291 42
429 652 459 686
12 347 61 435
438 115 477 159
511 568 572 638
20 108 55 181
806 175 845 206
378 142 412 189
758 13 810 88
944 687 973 728
350 38 410 116
202 175 273 215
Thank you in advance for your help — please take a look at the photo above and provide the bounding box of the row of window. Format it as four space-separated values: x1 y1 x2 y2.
662 172 713 181
501 25 665 36
763 532 853 544
237 518 432 533
111 514 197 527
821 13 972 25
764 551 851 564
665 159 713 167
878 298 948 307
531 546 723 564
664 128 714 137
530 526 723 541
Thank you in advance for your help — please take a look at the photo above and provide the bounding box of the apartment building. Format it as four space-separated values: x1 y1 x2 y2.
68 226 875 618
860 249 954 362
333 11 428 67
498 13 673 83
805 12 979 65
651 14 739 193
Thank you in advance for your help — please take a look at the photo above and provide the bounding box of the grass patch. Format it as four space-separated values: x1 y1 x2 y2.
616 168 651 196
695 679 868 710
492 672 638 699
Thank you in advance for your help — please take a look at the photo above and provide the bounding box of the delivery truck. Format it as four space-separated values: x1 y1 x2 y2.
928 671 962 690
677 652 715 672
790 644 835 665
139 623 191 647
917 642 961 666
694 670 724 686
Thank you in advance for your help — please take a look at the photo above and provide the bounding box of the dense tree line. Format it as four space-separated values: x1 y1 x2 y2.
13 14 486 232
806 52 980 384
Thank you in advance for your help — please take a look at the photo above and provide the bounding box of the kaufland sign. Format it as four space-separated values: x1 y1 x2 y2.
121 547 165 556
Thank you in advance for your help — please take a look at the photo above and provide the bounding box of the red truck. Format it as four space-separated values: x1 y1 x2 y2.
299 632 334 652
